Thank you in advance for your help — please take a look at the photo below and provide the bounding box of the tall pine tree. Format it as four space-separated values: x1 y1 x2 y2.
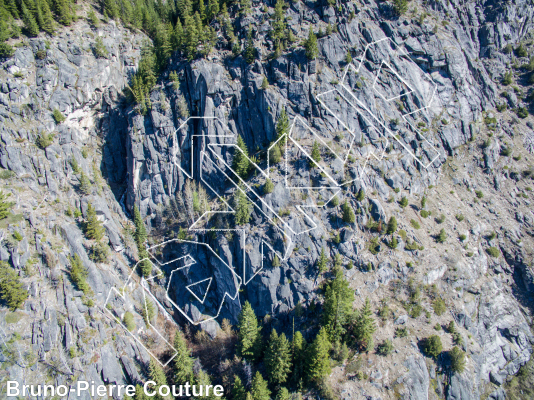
265 329 292 386
21 0 39 36
232 376 247 400
237 300 261 361
322 266 354 342
149 358 169 400
291 331 307 387
232 135 251 178
251 371 271 400
276 108 289 146
306 327 331 383
350 297 376 351
174 330 194 384
84 203 105 241
234 183 252 226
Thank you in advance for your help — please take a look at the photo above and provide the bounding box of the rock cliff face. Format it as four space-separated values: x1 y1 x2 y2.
1 0 534 399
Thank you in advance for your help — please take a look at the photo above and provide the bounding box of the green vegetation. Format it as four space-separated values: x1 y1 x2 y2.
79 172 92 195
386 216 397 234
0 261 28 310
475 190 484 199
410 219 420 229
455 214 464 222
93 37 108 58
69 254 91 295
276 108 289 145
356 188 365 202
134 205 151 277
486 246 500 257
517 107 529 118
237 300 261 361
420 210 429 218
432 298 446 316
503 71 513 85
35 133 54 149
84 203 105 241
265 329 292 386
173 330 194 383
53 108 66 123
123 311 135 331
310 140 321 167
350 298 376 352
436 228 447 243
395 327 408 338
436 214 445 224
304 26 318 60
0 192 14 220
317 247 328 274
449 346 466 373
263 178 274 194
234 183 252 225
393 0 408 15
306 327 331 382
342 200 355 223
515 44 528 58
90 241 110 263
423 335 442 358
323 266 354 342
376 339 393 356
233 135 251 179
399 196 408 208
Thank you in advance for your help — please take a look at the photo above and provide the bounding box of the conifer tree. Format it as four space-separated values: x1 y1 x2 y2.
271 0 286 49
263 178 274 194
265 329 292 386
133 205 147 248
342 200 355 224
85 203 105 241
21 0 39 37
345 49 352 64
291 331 306 386
356 188 365 202
276 108 289 145
437 228 447 243
178 0 192 19
305 27 318 60
234 183 252 226
306 327 331 383
322 266 355 342
0 261 29 311
207 0 219 21
275 388 290 400
449 346 466 373
310 140 321 166
399 196 408 208
233 135 251 178
172 18 184 50
386 216 397 234
5 0 19 18
79 171 92 195
261 76 268 89
240 0 251 15
269 144 281 164
195 370 216 400
317 247 328 274
251 371 271 400
244 26 255 64
174 331 194 384
183 14 198 61
237 300 261 360
0 192 14 220
389 235 398 249
198 0 206 21
149 358 168 400
350 297 376 351
55 0 72 25
272 253 281 267
40 0 55 34
232 376 247 400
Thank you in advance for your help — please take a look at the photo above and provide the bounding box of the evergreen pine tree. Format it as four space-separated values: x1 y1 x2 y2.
389 235 398 249
149 358 168 400
449 346 466 373
237 300 261 360
172 18 184 50
79 172 92 195
84 203 105 241
232 376 247 400
207 0 219 21
194 11 205 46
240 0 251 15
342 200 355 223
436 228 447 243
291 331 306 386
0 192 14 220
234 183 252 226
345 49 352 63
244 26 255 64
269 144 281 164
350 297 376 351
133 205 147 249
356 188 365 202
276 108 289 146
232 135 251 178
305 27 318 60
317 247 328 274
310 140 321 166
263 178 274 194
265 329 292 386
0 261 29 310
421 195 427 209
35 0 45 30
271 0 286 49
386 216 397 234
393 0 408 15
251 371 271 400
21 0 39 37
261 75 268 89
399 196 408 208
271 253 281 267
322 266 355 342
5 0 19 18
55 0 72 25
195 370 216 400
275 388 290 400
174 330 194 384
183 14 198 61
40 0 55 34
198 0 206 21
306 327 331 383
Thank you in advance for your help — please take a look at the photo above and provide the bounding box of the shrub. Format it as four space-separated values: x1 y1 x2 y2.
399 196 408 208
398 230 407 240
410 219 420 229
455 214 464 222
69 254 91 295
433 298 446 316
123 312 136 332
0 43 15 58
331 195 339 207
376 339 393 356
486 247 500 257
36 133 54 149
52 109 66 123
475 190 484 199
420 210 429 218
368 237 380 255
517 107 529 118
12 231 23 241
93 37 109 58
434 324 441 331
269 144 282 164
436 214 445 224
90 242 110 263
436 228 447 243
500 146 512 156
342 201 355 223
503 44 513 54
410 304 423 318
503 71 513 85
423 335 443 358
263 178 274 194
449 346 466 373
515 44 528 58
459 234 467 241
395 327 408 338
